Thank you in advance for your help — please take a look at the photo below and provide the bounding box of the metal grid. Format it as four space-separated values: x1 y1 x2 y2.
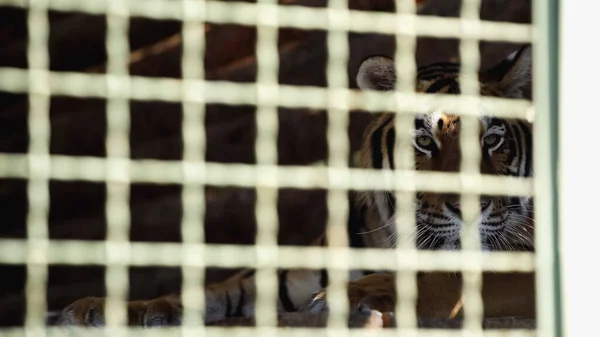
0 0 557 336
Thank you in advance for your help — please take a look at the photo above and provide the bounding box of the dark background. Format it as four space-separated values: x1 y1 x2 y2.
0 0 531 326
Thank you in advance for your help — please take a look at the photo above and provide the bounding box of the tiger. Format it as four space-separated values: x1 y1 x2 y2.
53 44 535 327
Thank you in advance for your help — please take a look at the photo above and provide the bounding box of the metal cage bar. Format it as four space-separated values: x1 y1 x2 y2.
0 70 533 120
180 0 207 331
392 0 419 335
104 0 132 330
254 0 280 333
324 0 351 333
24 1 50 336
532 0 561 336
457 0 484 335
0 241 536 271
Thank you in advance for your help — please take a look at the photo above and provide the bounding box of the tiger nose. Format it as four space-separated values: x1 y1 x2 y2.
480 199 491 210
448 201 491 211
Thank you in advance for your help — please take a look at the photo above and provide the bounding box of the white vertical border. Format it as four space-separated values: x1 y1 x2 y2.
25 0 50 336
558 1 599 337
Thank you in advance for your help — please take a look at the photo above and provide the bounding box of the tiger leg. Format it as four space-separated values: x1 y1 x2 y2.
55 294 190 327
199 233 369 321
55 297 150 326
307 271 536 319
55 234 358 326
55 269 331 327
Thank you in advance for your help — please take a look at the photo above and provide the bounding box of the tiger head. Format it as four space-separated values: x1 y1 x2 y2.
355 46 533 252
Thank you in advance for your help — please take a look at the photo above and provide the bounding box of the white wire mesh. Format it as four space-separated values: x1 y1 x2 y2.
0 0 546 336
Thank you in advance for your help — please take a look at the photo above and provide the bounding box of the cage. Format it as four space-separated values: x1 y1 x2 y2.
0 0 587 336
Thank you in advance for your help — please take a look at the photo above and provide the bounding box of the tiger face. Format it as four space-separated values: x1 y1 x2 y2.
355 46 533 252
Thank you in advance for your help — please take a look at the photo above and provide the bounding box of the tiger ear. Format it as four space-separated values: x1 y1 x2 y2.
356 55 396 91
487 44 532 97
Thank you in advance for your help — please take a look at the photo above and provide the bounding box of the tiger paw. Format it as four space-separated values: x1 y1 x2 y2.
350 309 396 328
306 273 396 313
55 295 182 327
348 305 385 328
55 297 109 327
142 296 182 326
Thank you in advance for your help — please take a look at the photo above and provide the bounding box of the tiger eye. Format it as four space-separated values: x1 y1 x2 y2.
483 134 498 146
417 136 432 147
